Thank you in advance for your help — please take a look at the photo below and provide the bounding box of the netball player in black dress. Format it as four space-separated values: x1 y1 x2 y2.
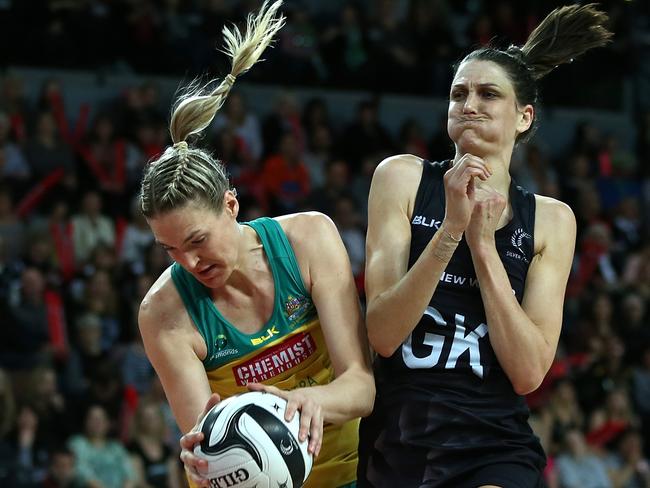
357 5 612 488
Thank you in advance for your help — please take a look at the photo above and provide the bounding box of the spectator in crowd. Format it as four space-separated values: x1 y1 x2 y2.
309 158 353 216
303 123 334 188
301 97 332 138
1 267 50 370
39 199 76 282
512 144 558 196
338 100 393 172
42 445 90 488
320 2 373 88
212 91 263 161
0 368 15 439
25 111 75 181
128 400 180 488
407 0 455 96
605 429 650 488
276 4 324 83
211 125 267 211
612 197 643 256
367 0 418 93
261 91 305 158
0 186 25 263
71 191 115 266
261 131 311 213
68 404 136 488
397 118 429 159
350 153 384 221
631 345 650 457
587 388 638 451
541 378 586 456
555 427 613 488
118 274 156 397
0 76 30 145
24 366 73 448
10 404 50 486
620 292 649 366
143 378 182 458
78 114 130 218
120 198 156 275
332 194 365 281
0 111 30 184
622 244 650 298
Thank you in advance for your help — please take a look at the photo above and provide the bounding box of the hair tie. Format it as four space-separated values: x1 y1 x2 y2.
224 74 237 88
173 140 188 151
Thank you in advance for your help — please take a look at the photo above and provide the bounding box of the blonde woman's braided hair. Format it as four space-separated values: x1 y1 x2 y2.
140 0 285 218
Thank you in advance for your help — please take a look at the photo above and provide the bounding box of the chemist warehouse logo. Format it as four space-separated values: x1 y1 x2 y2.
234 332 316 385
507 228 531 263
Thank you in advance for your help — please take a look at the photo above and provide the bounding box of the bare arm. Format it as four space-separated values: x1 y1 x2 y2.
365 155 491 357
249 212 375 455
469 195 576 394
138 272 213 434
293 212 375 423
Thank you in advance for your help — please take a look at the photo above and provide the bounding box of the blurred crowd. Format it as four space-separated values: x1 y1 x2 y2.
0 0 646 107
0 0 649 487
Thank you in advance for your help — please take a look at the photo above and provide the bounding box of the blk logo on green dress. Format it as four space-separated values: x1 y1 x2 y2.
251 326 279 345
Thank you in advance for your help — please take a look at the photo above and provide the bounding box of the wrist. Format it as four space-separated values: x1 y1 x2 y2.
469 239 497 259
439 223 463 242
430 226 462 263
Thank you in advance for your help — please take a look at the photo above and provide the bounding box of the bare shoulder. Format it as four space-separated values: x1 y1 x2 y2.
371 154 425 217
275 212 340 252
373 154 424 187
534 194 577 251
274 212 346 290
138 266 187 336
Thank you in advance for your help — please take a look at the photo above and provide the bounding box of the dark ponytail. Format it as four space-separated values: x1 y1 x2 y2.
454 3 613 143
521 3 613 80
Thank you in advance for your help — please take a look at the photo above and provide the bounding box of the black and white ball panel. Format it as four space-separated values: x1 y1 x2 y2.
195 391 312 488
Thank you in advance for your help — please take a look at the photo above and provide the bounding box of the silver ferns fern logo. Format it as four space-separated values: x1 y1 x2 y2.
508 228 531 263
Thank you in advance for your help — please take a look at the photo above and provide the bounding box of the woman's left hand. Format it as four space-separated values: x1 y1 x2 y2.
246 382 323 457
465 183 507 250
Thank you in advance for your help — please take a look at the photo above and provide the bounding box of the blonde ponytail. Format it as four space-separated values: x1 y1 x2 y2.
140 1 285 219
169 0 285 144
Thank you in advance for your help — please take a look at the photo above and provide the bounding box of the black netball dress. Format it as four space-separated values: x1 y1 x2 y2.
358 160 546 488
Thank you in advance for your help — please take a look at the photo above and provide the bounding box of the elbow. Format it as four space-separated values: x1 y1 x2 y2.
511 368 546 396
343 368 376 419
368 331 398 358
510 349 554 396
356 382 376 418
360 400 375 418
513 379 542 396
367 311 399 358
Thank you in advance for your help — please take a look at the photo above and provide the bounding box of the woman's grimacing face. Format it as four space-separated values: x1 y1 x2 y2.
447 60 533 157
148 194 242 288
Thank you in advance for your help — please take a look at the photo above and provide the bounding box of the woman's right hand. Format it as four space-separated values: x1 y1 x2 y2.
179 393 221 487
442 154 492 235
